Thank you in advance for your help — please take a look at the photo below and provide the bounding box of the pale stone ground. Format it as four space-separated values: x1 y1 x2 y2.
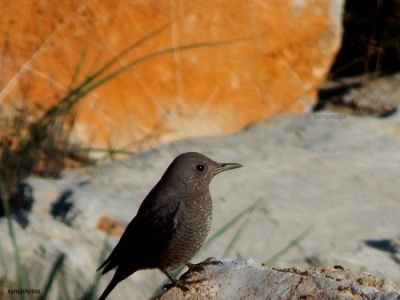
1 111 399 299
157 259 400 300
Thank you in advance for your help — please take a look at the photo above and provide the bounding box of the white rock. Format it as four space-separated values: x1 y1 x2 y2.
156 259 400 300
1 112 399 299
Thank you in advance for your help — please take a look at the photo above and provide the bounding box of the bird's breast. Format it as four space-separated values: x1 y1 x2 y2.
159 192 213 270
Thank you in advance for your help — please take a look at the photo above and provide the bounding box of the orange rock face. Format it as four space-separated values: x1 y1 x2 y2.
0 0 343 153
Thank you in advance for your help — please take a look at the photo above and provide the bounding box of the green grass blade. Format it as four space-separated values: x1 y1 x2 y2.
80 36 250 99
67 48 87 91
75 147 135 156
38 29 251 127
77 235 110 300
46 36 250 122
85 22 170 86
89 236 110 300
222 199 262 258
222 221 248 258
0 242 8 281
0 178 27 300
39 22 170 122
87 48 105 76
39 253 65 300
202 198 261 252
392 254 400 266
264 226 313 266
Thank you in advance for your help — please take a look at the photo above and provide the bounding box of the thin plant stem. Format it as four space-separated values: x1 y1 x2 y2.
0 179 27 300
222 199 262 258
264 226 313 266
40 253 66 300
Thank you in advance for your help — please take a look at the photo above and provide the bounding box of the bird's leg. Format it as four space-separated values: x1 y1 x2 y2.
185 257 223 273
161 269 205 292
161 270 189 292
179 258 223 282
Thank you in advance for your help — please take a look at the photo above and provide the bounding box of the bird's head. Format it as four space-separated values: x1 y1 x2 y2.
163 152 242 191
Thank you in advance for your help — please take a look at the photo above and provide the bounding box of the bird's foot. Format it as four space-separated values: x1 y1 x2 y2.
161 260 221 292
185 257 223 273
161 269 206 292
162 278 205 292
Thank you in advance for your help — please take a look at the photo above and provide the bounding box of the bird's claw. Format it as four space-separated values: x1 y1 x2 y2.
162 278 204 292
162 282 190 292
185 258 223 273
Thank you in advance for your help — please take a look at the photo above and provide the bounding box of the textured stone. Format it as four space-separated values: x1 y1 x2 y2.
0 111 399 299
156 259 400 300
0 0 344 152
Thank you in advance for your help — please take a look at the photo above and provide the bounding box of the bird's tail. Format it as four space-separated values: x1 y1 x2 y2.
98 275 120 300
98 267 135 300
97 256 118 275
97 257 110 272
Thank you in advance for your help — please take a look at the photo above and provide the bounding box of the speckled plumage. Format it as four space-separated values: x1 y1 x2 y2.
97 152 241 300
158 192 213 271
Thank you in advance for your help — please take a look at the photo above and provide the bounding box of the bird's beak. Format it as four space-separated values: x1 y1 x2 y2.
214 162 242 174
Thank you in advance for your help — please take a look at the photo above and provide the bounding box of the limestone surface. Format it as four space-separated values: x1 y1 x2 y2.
156 259 400 300
0 111 399 299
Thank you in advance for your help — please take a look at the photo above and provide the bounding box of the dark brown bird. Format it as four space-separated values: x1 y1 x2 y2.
97 152 241 299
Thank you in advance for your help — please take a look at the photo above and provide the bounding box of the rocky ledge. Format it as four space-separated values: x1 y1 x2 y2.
156 259 400 300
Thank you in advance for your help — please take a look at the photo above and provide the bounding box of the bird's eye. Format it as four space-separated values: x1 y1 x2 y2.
196 164 205 172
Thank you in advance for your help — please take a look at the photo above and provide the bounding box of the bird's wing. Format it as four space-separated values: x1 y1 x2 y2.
98 192 181 274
